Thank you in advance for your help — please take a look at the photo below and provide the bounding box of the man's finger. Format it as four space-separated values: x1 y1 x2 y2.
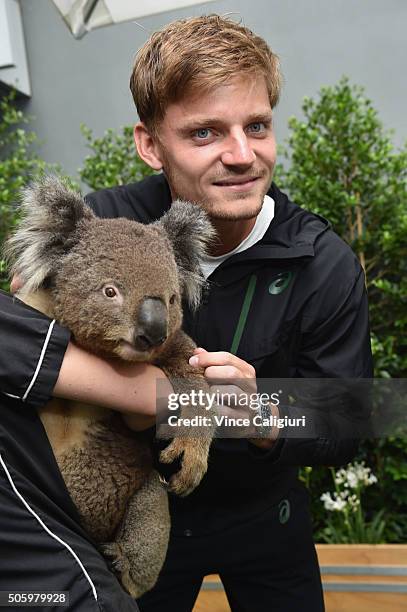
193 347 207 355
189 350 253 373
209 384 246 405
204 364 242 381
204 367 257 394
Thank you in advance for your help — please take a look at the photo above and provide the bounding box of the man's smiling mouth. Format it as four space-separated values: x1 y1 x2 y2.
213 177 260 190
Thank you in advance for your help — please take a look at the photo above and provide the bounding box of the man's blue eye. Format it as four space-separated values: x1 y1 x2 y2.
195 128 211 139
249 123 264 132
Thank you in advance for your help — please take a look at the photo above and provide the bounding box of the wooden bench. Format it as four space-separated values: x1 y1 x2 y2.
193 545 407 612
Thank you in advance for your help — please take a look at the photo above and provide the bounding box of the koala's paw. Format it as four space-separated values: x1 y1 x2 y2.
100 542 128 574
160 439 209 496
101 542 142 599
159 438 186 464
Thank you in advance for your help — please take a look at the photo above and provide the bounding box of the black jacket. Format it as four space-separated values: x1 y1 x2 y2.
0 175 373 536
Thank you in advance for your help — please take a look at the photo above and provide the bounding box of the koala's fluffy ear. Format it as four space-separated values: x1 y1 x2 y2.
156 201 215 309
4 176 94 294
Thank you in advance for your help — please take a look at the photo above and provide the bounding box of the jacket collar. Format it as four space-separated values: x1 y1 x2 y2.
230 182 330 262
129 174 330 264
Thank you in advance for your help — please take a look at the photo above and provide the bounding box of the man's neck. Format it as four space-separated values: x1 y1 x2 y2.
209 217 257 256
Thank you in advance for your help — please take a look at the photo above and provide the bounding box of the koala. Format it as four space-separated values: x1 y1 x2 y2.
4 177 216 598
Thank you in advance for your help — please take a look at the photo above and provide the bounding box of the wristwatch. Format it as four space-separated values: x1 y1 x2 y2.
255 401 280 440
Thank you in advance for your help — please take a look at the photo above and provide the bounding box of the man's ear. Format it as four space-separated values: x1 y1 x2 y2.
134 122 163 171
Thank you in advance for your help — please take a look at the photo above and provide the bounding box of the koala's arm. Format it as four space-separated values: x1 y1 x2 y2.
0 291 172 428
155 329 201 379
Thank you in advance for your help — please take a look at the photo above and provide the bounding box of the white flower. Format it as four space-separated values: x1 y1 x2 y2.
337 462 378 489
367 474 378 485
321 491 347 512
347 494 360 511
321 492 335 511
323 462 378 516
346 471 359 488
334 468 347 485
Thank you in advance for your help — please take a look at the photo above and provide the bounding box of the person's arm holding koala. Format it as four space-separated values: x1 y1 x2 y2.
56 341 167 430
2 282 165 431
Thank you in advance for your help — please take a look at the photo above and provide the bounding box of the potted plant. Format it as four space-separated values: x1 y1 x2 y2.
192 463 407 612
315 461 407 611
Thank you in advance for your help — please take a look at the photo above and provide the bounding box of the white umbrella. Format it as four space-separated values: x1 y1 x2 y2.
51 0 217 38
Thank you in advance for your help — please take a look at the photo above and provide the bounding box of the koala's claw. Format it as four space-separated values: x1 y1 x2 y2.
159 439 185 464
101 542 141 598
159 439 210 496
158 474 169 488
168 470 203 497
100 542 124 573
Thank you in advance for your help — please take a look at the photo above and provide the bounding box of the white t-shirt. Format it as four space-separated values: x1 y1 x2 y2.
200 194 275 280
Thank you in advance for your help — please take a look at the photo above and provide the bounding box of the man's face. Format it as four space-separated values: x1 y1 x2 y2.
152 75 276 221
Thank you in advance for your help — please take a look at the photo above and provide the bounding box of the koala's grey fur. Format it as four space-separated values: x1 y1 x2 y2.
4 176 216 598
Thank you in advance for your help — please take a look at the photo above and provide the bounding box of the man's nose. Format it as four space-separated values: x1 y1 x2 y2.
220 130 256 167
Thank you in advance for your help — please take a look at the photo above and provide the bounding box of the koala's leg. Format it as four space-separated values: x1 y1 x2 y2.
101 470 170 599
155 330 217 496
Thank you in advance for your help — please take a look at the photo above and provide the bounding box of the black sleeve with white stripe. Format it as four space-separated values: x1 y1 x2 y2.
0 290 71 408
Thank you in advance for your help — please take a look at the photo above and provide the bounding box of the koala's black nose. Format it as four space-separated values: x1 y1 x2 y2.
135 298 168 350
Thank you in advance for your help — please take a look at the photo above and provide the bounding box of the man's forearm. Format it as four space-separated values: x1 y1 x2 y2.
53 341 173 430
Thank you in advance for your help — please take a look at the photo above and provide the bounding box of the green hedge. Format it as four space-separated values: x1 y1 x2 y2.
274 78 407 542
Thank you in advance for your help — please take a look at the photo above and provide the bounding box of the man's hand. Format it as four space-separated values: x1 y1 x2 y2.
189 347 257 394
189 347 279 449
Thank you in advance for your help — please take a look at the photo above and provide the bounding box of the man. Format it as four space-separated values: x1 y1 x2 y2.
0 14 372 612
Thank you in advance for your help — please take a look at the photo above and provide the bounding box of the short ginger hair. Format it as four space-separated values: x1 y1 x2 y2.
130 14 282 135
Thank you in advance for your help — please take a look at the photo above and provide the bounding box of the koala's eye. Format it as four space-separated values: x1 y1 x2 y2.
104 286 117 298
169 294 177 305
